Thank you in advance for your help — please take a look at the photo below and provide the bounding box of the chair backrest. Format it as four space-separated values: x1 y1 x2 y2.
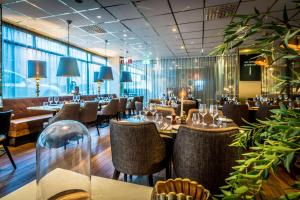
101 98 119 116
135 101 143 114
175 100 197 116
256 105 279 120
173 126 239 194
49 103 80 125
110 120 166 175
118 98 128 112
156 106 175 117
0 110 12 137
79 101 99 123
149 99 161 104
222 104 249 126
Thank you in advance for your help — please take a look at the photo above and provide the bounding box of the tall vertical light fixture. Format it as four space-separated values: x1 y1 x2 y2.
56 20 80 93
28 60 47 97
98 40 113 94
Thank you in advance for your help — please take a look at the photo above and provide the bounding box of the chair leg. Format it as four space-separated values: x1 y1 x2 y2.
113 169 120 180
124 174 127 182
148 174 154 186
96 117 100 136
129 175 133 181
3 144 16 169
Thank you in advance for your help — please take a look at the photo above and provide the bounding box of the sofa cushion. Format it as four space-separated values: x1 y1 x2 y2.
9 114 53 137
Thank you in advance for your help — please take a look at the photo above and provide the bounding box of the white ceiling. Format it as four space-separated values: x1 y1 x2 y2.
2 0 299 59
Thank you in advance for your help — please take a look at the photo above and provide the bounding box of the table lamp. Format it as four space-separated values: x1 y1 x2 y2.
94 72 103 96
28 60 47 97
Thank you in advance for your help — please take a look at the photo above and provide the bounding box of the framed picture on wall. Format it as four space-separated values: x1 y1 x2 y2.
240 54 261 81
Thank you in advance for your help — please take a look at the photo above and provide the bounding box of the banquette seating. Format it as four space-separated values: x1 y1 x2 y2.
2 95 97 145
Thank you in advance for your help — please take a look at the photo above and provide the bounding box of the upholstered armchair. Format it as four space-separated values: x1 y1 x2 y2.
256 105 279 121
110 120 169 186
47 103 80 126
126 96 141 115
135 101 143 115
156 106 176 117
149 99 161 104
175 100 197 116
97 98 119 123
79 101 99 135
173 126 239 194
222 104 249 126
186 108 223 121
118 98 128 118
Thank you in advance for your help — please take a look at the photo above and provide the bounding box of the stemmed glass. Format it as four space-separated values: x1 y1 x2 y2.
48 97 53 105
199 104 207 126
149 103 157 116
155 112 163 126
192 113 200 126
72 95 76 102
75 95 80 103
54 96 59 105
209 105 219 127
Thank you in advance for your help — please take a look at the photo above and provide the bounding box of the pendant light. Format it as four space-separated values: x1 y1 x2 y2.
98 40 113 80
57 20 80 77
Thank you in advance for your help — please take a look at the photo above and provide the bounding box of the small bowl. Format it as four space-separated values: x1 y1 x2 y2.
151 178 210 200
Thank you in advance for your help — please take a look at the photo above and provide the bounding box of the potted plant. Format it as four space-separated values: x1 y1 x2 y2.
211 0 300 199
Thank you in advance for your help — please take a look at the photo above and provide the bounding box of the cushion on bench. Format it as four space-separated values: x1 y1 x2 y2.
9 114 53 137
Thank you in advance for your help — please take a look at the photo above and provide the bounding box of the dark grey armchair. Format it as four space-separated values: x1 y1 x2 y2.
173 126 239 194
79 101 99 135
110 119 169 186
47 103 80 126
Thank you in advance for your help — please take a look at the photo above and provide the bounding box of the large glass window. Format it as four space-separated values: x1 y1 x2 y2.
2 23 107 98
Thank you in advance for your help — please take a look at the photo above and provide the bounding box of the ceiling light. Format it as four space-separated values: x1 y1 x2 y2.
201 49 204 53
172 27 177 32
97 16 102 19
175 36 178 39
123 34 127 37
139 45 142 48
181 46 184 49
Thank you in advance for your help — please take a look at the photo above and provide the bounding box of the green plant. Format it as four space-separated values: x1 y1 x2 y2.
214 104 300 199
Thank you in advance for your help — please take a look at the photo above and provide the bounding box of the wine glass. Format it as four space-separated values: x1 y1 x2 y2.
72 95 76 102
149 103 157 116
155 113 163 126
54 96 59 105
192 113 200 126
199 104 207 126
76 95 81 103
209 105 219 127
48 97 53 105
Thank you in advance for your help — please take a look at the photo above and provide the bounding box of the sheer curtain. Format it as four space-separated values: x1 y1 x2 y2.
2 24 106 98
121 55 238 104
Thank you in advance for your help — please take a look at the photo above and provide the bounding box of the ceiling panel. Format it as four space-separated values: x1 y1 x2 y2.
97 0 131 7
181 31 202 39
203 29 223 37
184 38 202 45
147 14 175 27
100 21 128 32
170 0 204 12
58 13 92 27
5 1 49 18
205 0 239 7
122 18 151 30
178 22 202 32
136 0 170 16
135 28 157 37
203 42 220 48
60 0 101 11
204 18 231 30
175 9 203 24
203 36 223 43
185 43 202 49
80 8 116 23
156 26 178 35
27 0 73 15
2 7 31 23
107 4 142 20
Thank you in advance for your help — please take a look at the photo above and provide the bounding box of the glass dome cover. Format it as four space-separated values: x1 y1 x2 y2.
36 120 91 200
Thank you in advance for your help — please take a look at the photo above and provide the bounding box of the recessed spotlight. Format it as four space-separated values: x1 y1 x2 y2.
123 34 127 37
201 49 204 53
172 27 177 32
181 45 184 49
97 15 102 19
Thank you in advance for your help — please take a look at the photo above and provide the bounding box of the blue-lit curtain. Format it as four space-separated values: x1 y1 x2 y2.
2 24 106 98
121 55 238 104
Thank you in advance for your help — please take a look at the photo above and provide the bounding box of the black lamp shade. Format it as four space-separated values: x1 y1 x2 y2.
98 66 114 80
94 72 103 82
57 56 80 77
120 71 132 82
28 60 47 79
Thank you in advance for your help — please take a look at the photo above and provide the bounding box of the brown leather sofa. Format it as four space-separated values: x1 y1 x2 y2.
3 95 98 145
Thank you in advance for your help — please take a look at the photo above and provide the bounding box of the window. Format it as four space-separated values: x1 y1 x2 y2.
2 24 106 98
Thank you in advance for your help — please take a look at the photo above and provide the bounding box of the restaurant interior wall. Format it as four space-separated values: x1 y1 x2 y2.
2 23 112 99
108 56 120 97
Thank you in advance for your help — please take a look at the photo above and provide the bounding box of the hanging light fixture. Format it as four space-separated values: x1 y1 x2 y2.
98 40 113 80
57 20 80 77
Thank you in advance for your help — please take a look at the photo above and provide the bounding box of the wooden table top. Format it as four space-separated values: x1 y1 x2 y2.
1 168 152 200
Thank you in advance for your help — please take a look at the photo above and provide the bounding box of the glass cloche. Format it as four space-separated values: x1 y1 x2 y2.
36 120 91 200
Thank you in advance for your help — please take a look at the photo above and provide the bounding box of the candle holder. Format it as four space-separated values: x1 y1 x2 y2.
180 111 187 124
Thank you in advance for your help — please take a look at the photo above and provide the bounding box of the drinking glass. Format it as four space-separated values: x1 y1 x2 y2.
48 97 53 105
76 95 81 102
192 113 200 125
72 95 76 102
149 103 157 116
199 104 207 125
43 102 49 106
155 113 163 126
54 96 59 104
209 105 219 127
